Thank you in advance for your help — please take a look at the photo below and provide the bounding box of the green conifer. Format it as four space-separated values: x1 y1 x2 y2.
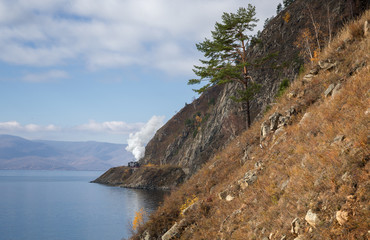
188 5 259 128
277 3 283 14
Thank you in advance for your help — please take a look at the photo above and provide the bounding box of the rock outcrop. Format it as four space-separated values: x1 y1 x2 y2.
92 165 185 190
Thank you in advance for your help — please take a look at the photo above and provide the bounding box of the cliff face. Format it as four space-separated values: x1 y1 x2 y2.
140 83 245 175
94 0 368 188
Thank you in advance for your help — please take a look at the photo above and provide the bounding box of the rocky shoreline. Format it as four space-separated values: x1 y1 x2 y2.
91 165 186 190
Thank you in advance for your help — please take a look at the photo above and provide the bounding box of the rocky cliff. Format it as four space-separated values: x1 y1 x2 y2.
133 5 369 239
94 0 368 189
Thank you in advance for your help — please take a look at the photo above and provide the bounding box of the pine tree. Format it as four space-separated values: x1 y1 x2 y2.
277 3 283 14
188 5 259 128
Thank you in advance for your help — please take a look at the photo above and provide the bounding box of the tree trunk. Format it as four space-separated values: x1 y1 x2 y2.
246 99 251 128
243 72 251 129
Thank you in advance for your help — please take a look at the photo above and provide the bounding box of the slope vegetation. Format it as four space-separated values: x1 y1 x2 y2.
133 10 370 240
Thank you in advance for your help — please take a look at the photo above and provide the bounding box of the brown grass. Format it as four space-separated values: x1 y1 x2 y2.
132 10 370 240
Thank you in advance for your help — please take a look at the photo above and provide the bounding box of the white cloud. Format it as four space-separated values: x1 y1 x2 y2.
0 121 59 132
76 120 144 134
22 70 69 83
0 0 281 75
0 120 147 143
45 124 59 131
0 121 22 130
126 115 165 161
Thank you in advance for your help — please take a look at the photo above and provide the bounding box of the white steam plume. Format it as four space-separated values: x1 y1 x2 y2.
125 115 165 161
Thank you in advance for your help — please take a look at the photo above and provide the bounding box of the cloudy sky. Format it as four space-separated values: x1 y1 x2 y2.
0 0 281 144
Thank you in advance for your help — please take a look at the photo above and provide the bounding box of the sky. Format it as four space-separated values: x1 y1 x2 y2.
0 0 282 145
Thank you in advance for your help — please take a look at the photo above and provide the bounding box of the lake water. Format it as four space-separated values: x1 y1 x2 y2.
0 170 166 240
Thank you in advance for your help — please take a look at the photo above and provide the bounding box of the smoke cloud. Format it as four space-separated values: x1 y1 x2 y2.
125 115 165 161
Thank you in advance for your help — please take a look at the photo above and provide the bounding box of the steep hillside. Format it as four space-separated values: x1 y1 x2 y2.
132 10 369 239
94 0 368 189
0 135 132 170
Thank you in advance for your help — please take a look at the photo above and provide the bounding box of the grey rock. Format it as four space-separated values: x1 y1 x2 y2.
241 145 254 164
286 106 298 117
341 172 351 182
225 195 235 201
366 108 370 115
161 219 186 240
261 121 270 140
238 169 258 190
332 83 342 97
305 209 320 227
244 170 258 185
309 66 320 75
278 115 290 128
333 134 345 142
287 92 296 99
303 74 315 83
219 189 229 200
182 168 190 175
272 128 286 144
269 112 282 131
319 60 337 70
336 210 349 225
140 230 150 240
291 217 301 235
238 179 249 190
280 179 290 191
254 161 263 170
324 84 336 97
299 112 311 125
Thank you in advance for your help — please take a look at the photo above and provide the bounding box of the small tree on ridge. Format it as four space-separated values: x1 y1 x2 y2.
188 5 259 128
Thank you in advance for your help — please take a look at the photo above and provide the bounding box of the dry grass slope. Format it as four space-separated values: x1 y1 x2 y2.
132 10 370 240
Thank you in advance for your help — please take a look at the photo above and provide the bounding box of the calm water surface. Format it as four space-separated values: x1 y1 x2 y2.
0 170 166 240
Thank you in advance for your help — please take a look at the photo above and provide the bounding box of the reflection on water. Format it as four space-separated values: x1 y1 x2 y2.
125 188 167 213
0 170 167 240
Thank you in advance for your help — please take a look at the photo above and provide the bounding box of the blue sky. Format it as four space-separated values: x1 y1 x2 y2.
0 0 281 144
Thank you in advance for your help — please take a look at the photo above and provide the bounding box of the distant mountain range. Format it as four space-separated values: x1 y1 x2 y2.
0 134 134 171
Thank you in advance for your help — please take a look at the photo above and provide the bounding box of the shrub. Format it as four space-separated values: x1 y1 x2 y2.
180 195 198 216
185 118 194 127
276 78 290 97
132 208 145 231
282 11 291 23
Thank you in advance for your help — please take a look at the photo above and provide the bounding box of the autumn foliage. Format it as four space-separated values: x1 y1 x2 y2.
132 208 145 231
